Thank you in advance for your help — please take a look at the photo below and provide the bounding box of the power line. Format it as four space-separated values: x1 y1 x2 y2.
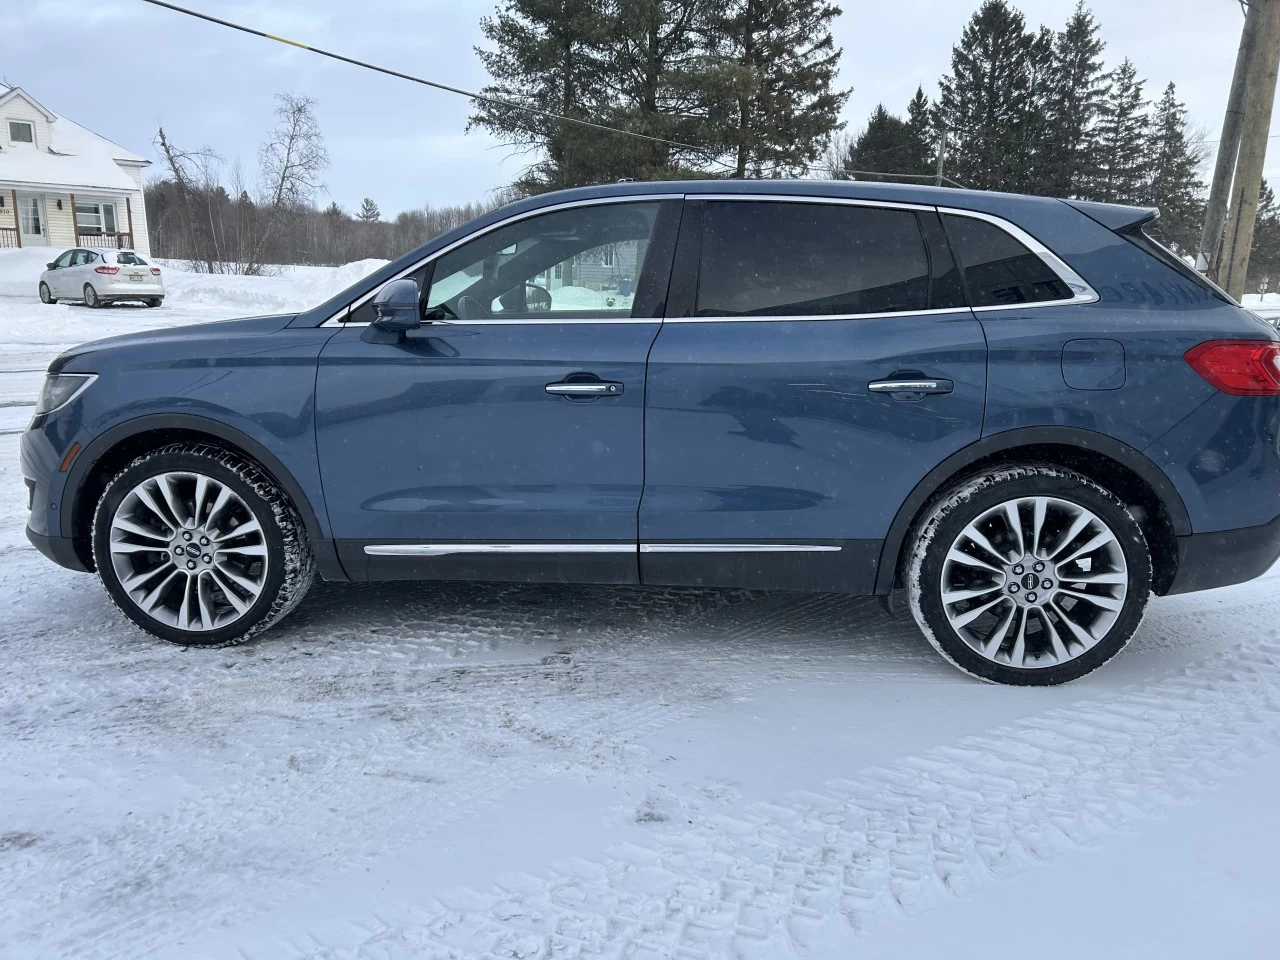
136 0 719 160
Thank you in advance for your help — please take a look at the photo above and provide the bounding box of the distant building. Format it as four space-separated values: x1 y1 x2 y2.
0 85 151 255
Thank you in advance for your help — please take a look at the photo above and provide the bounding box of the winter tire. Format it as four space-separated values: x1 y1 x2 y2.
907 465 1152 685
84 284 102 308
39 282 56 304
92 443 315 647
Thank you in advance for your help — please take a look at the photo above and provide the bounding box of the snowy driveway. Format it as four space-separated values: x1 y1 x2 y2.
2 274 1279 959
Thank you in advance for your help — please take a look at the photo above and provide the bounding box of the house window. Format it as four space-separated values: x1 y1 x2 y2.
601 245 615 267
75 201 118 234
8 120 35 144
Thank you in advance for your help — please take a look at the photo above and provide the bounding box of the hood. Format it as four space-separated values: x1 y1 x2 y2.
50 314 298 373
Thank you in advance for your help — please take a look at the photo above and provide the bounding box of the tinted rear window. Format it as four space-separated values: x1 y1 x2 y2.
943 214 1073 307
116 252 147 265
696 201 930 317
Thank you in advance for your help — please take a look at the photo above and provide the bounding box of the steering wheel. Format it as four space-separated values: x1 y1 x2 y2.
525 283 553 312
456 295 491 320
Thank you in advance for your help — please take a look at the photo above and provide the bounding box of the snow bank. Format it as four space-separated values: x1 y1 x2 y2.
0 248 387 314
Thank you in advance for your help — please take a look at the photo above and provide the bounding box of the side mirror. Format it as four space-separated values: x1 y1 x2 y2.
362 278 420 344
46 262 57 270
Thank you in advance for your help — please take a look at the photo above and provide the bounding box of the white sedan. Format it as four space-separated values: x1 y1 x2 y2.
38 248 165 308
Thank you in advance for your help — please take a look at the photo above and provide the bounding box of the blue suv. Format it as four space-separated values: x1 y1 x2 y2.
21 180 1280 684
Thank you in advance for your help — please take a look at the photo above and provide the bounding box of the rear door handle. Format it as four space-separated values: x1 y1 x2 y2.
868 378 954 396
546 380 624 397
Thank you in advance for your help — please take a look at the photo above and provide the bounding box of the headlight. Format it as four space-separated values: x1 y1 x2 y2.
34 373 97 416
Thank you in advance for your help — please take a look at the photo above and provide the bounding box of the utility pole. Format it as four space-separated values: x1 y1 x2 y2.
935 126 948 187
1197 0 1262 277
1222 0 1280 299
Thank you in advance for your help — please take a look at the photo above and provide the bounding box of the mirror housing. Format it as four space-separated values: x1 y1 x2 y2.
46 262 57 270
362 278 421 343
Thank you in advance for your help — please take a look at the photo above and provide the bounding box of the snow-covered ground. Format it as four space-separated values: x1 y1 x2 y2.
2 250 1279 959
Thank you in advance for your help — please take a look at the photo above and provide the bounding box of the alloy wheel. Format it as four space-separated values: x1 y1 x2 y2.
106 471 269 631
938 495 1128 669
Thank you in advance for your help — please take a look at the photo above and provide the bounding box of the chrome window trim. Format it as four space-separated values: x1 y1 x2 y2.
936 205 1099 310
327 194 1096 327
323 194 681 327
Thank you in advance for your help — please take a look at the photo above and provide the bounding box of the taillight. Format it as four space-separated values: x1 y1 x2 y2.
94 265 119 275
150 267 161 275
1185 340 1280 395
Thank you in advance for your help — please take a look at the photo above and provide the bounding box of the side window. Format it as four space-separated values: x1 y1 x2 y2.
942 214 1073 307
696 201 931 317
424 201 665 321
71 250 91 266
53 251 75 269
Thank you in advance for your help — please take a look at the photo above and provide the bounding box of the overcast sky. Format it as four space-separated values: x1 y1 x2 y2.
7 0 1273 215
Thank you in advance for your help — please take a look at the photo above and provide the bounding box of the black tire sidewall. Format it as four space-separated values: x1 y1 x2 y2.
93 451 289 647
84 284 99 307
39 283 52 303
913 470 1152 685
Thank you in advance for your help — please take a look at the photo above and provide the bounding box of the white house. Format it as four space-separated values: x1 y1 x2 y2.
0 85 151 255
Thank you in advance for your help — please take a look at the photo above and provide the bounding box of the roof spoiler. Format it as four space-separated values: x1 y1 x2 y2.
1065 199 1160 232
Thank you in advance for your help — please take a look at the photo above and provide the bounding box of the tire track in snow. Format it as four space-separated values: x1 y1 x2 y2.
12 591 901 959
257 635 1280 960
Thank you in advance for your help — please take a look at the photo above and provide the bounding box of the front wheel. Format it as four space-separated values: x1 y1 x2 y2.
907 465 1151 685
92 444 315 647
39 282 56 304
83 284 102 308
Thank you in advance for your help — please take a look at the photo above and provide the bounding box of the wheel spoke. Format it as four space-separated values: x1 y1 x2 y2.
177 574 195 630
1060 569 1127 585
218 543 268 558
206 485 233 529
1041 610 1070 662
949 595 1008 630
1057 587 1123 612
1030 496 1048 558
1051 599 1102 652
981 602 1017 656
945 547 1004 574
196 573 217 629
960 523 1010 564
1008 608 1028 666
1047 507 1094 562
133 483 178 533
121 564 171 592
159 474 189 528
193 474 210 525
215 518 262 543
1004 501 1025 557
138 569 182 614
112 517 169 542
941 584 1003 605
210 568 250 614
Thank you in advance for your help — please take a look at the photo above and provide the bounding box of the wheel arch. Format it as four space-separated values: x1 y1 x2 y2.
63 414 330 574
876 427 1190 597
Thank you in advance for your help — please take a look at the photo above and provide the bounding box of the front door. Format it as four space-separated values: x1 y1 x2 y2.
315 198 681 583
17 193 47 247
639 198 988 593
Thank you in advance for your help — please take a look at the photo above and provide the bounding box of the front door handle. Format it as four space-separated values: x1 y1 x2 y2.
546 379 624 397
868 378 954 397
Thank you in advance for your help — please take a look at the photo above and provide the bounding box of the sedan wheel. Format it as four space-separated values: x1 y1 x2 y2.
39 282 57 304
93 444 315 646
83 284 102 308
907 465 1151 685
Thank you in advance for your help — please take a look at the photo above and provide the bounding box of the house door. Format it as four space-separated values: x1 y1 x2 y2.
17 194 47 246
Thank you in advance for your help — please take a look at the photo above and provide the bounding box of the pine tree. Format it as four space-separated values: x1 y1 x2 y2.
1090 58 1150 204
935 1 1049 192
1248 179 1280 294
324 201 344 217
469 0 612 192
1041 2 1106 197
845 104 931 181
905 86 936 176
1145 82 1206 254
708 0 849 178
356 198 381 222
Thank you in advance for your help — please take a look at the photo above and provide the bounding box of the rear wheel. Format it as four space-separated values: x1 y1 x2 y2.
83 284 102 308
907 465 1152 685
39 282 56 304
92 444 315 647
146 297 163 308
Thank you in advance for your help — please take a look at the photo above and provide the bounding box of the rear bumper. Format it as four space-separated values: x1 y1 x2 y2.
26 525 91 573
99 282 164 298
1166 512 1280 595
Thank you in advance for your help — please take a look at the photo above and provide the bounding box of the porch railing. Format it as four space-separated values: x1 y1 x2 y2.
0 226 19 249
76 231 134 249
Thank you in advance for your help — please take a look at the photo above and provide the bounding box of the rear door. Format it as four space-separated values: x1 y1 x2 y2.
639 197 987 593
315 197 681 583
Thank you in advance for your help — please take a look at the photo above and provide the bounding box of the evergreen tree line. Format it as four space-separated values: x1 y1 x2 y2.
830 0 1209 258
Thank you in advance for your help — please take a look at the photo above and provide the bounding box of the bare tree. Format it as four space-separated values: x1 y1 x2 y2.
244 93 330 274
154 127 225 272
